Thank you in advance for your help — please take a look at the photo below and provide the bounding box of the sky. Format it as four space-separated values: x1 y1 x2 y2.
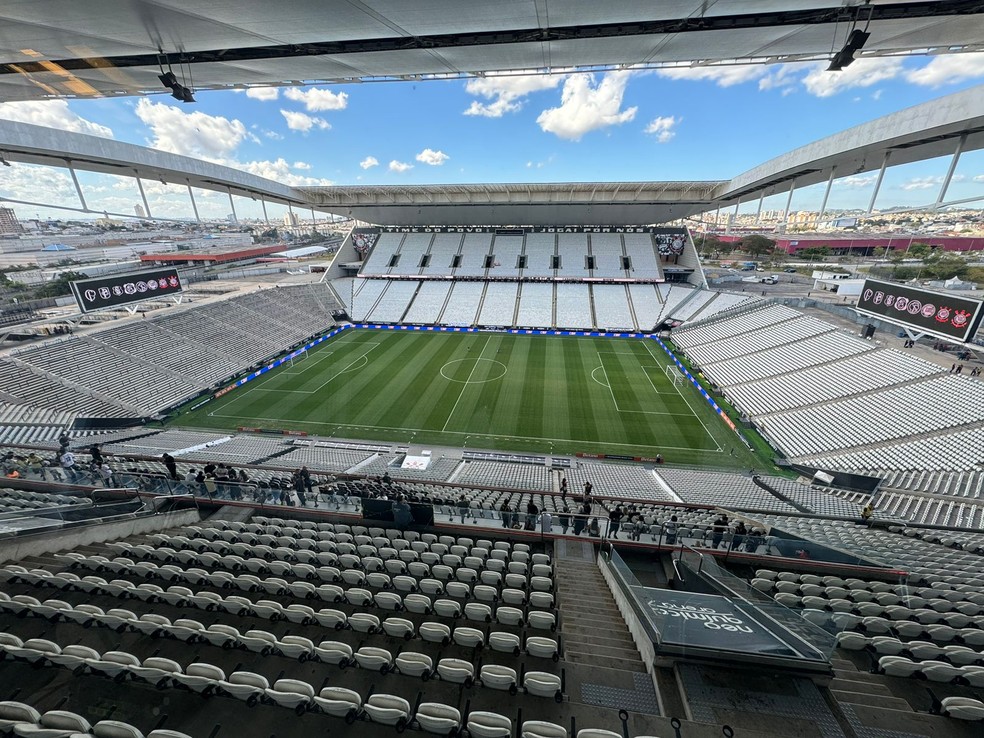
1 53 984 221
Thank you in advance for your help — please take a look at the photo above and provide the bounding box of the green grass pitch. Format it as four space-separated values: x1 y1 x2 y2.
177 329 756 467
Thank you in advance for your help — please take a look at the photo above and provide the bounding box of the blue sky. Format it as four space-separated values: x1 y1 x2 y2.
1 53 984 220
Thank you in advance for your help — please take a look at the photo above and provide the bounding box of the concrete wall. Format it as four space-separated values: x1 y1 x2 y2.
0 509 200 564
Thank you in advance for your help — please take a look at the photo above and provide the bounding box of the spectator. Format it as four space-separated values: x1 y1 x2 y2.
60 448 78 482
162 453 178 481
587 518 601 537
861 501 874 525
457 495 470 523
558 507 571 534
732 521 747 551
499 501 513 529
26 452 45 480
607 504 624 538
662 515 678 545
525 500 539 530
392 495 413 529
711 514 729 549
89 445 103 467
99 463 115 487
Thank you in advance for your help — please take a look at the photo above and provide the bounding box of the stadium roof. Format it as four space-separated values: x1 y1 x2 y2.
2 1 983 102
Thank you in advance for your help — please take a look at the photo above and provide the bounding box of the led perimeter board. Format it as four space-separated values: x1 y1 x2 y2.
856 278 984 343
70 268 183 314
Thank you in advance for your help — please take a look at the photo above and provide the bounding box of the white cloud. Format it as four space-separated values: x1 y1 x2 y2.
292 161 312 170
135 98 246 160
360 156 379 170
644 116 678 143
974 175 984 183
131 99 331 189
899 174 966 191
246 87 279 101
906 52 984 87
836 175 878 188
280 110 330 133
463 74 563 117
536 72 637 141
802 57 904 98
283 87 348 111
415 148 450 166
263 130 283 140
757 65 798 92
657 65 767 88
236 157 333 187
0 100 114 138
389 160 413 173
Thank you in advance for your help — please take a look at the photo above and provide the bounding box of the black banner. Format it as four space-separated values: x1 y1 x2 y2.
70 268 183 314
856 278 983 343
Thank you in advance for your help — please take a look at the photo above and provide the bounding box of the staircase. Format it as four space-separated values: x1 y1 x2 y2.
554 543 646 672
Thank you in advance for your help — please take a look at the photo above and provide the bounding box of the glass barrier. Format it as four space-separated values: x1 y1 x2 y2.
675 544 840 658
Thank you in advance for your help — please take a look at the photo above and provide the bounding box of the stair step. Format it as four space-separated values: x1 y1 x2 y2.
562 649 646 672
561 629 635 649
831 690 912 712
828 678 894 696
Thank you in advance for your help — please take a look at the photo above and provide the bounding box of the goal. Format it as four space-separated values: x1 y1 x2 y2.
663 363 686 387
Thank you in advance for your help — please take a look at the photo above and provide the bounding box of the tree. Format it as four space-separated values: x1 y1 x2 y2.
739 234 776 257
33 271 88 298
796 246 830 261
906 242 932 260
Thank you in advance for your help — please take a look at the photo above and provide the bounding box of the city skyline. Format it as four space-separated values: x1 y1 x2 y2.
0 54 983 221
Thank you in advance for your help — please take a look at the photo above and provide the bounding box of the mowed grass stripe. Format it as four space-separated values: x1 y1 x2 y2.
179 329 737 461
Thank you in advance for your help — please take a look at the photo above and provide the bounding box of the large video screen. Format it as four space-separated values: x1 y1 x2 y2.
856 278 984 342
70 268 183 314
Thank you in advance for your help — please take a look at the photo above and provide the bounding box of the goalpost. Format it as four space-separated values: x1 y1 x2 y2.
663 363 686 388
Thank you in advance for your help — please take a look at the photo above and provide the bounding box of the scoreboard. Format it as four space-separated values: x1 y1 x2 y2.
70 268 183 314
855 278 984 343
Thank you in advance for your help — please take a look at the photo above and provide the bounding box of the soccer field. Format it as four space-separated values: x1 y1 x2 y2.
178 329 744 465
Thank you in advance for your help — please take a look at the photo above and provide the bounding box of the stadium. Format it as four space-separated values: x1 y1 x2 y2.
2 3 984 738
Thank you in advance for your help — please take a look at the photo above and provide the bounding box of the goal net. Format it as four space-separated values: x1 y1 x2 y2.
663 363 686 387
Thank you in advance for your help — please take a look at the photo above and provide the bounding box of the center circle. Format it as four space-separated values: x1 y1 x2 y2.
440 358 508 384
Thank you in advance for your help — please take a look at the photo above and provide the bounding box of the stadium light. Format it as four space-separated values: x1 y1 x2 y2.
158 71 178 89
827 29 871 71
158 54 196 103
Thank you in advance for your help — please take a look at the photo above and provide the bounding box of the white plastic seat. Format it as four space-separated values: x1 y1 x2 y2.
879 656 920 678
374 592 403 611
395 651 433 679
355 646 394 673
404 593 432 613
489 631 522 654
173 662 226 694
314 687 362 719
521 720 568 738
223 671 270 705
528 611 556 631
128 657 182 687
524 671 562 699
480 664 518 692
382 617 415 639
419 622 452 644
345 588 373 607
266 679 315 712
0 702 41 733
452 626 485 648
941 696 984 721
416 703 461 735
465 602 493 622
348 612 380 633
434 599 461 618
314 640 353 666
501 588 527 606
526 636 559 660
467 711 512 738
437 657 474 685
363 694 410 727
496 606 525 626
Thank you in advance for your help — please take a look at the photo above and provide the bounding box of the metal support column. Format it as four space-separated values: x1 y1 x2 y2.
67 161 87 211
867 152 891 215
936 134 967 206
782 179 796 225
755 191 765 224
261 197 269 224
135 171 151 219
187 182 200 223
817 167 836 226
228 190 238 224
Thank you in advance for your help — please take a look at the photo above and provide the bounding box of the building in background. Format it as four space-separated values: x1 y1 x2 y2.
0 206 22 235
